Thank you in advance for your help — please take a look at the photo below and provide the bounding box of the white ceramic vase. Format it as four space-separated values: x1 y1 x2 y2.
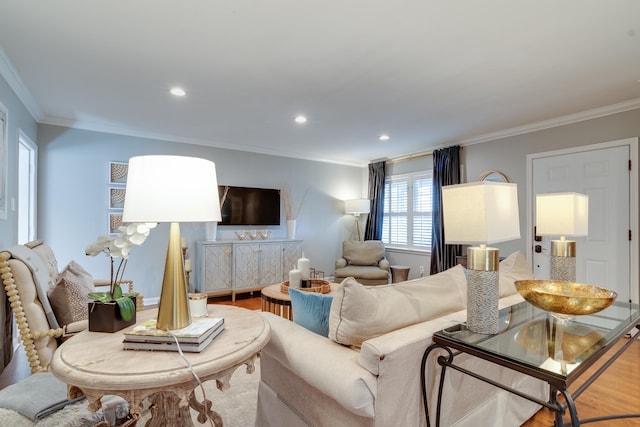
287 219 297 239
205 222 218 241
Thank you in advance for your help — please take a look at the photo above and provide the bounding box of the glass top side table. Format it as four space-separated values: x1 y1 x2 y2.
421 300 640 427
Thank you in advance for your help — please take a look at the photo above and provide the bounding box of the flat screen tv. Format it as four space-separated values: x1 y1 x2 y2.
218 186 281 226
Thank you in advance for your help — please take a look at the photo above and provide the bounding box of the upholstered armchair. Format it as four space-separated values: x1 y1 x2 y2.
0 240 139 373
334 240 390 285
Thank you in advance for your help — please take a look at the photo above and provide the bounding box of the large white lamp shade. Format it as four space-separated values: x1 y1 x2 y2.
123 155 221 330
344 199 370 241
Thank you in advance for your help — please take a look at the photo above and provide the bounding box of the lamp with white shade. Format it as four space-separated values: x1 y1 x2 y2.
536 192 589 282
344 199 370 241
442 181 520 334
123 155 221 330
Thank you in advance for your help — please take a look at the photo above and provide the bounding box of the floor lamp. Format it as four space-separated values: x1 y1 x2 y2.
536 192 589 282
123 155 221 330
344 199 370 241
442 181 520 334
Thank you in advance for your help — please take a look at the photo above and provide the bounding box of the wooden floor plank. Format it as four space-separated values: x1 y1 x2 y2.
522 336 640 426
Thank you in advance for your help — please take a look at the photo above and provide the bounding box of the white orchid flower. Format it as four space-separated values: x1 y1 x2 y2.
85 235 113 256
86 222 155 299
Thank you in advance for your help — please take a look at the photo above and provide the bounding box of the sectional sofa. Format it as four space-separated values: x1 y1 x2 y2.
255 252 547 427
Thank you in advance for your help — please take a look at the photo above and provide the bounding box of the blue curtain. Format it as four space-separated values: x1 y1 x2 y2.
430 145 461 274
364 161 386 241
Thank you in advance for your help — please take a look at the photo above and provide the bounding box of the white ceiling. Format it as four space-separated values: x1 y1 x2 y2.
1 1 640 166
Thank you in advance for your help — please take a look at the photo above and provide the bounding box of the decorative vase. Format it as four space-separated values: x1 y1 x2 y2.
287 219 297 239
88 295 137 333
205 222 218 241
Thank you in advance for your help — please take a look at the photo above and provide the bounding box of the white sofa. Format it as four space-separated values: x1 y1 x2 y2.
256 252 548 427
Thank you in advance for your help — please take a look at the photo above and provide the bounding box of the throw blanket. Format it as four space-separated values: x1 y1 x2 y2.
7 245 60 330
0 372 83 421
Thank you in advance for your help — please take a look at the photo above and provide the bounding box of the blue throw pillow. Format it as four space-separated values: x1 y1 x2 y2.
289 287 334 337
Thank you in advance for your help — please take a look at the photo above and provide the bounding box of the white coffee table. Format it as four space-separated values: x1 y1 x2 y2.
51 305 270 426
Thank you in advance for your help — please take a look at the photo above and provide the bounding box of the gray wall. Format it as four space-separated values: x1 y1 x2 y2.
37 125 365 302
386 108 640 278
463 108 640 258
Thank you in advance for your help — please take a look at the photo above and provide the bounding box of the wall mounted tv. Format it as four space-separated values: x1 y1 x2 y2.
218 186 281 226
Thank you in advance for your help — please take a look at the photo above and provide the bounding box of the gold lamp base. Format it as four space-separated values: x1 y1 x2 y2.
156 222 191 330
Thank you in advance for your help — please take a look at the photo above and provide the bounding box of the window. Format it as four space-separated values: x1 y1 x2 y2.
18 131 37 243
382 171 433 250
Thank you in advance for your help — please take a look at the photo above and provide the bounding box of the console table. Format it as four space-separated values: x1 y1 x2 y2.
197 239 303 301
50 305 270 426
421 300 640 426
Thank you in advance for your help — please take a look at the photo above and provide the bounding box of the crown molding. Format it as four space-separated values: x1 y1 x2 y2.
0 46 43 121
459 98 640 146
39 115 368 168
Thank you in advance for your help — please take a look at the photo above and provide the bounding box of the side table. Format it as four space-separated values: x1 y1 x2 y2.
421 301 640 427
390 265 410 283
51 305 270 426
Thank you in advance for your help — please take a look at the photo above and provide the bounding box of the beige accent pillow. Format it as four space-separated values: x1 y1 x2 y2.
329 265 467 347
48 261 94 326
342 240 385 266
499 251 534 297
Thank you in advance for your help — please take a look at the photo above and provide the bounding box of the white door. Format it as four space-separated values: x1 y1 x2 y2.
529 139 637 303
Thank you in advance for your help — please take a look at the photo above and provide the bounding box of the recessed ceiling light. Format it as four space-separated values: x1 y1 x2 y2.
294 115 307 124
379 134 390 141
170 87 186 97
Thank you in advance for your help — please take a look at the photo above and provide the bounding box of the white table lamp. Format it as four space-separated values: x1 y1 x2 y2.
345 199 370 241
123 155 221 330
536 192 589 282
443 181 520 334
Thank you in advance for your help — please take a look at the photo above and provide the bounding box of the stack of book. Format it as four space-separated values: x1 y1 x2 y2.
123 317 225 352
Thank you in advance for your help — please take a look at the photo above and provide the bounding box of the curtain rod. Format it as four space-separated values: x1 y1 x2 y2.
385 146 463 165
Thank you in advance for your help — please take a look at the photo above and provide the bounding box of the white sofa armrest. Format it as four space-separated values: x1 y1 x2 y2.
260 312 377 418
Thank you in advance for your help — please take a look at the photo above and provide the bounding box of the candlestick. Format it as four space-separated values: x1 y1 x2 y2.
289 268 302 288
297 254 310 279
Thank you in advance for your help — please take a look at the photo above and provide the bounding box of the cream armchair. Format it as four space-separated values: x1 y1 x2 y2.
334 240 390 285
0 240 138 373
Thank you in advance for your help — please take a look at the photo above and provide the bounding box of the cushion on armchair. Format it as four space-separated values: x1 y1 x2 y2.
48 260 95 326
342 240 385 266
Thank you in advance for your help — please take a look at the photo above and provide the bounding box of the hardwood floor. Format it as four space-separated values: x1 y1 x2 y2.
522 335 640 426
2 295 639 426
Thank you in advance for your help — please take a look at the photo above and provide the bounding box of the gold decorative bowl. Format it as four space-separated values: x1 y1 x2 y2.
514 280 617 317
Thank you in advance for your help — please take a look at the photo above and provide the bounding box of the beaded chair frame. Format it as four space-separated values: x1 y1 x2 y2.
0 251 140 373
0 251 64 373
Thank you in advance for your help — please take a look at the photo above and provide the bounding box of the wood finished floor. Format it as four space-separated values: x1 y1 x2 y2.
1 295 639 426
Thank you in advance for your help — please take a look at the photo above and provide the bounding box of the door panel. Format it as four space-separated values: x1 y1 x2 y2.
532 145 630 301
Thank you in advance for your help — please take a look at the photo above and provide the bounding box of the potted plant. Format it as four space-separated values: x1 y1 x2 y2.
85 222 156 332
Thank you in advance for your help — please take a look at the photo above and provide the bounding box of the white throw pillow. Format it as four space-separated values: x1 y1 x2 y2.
499 251 534 297
329 265 467 347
